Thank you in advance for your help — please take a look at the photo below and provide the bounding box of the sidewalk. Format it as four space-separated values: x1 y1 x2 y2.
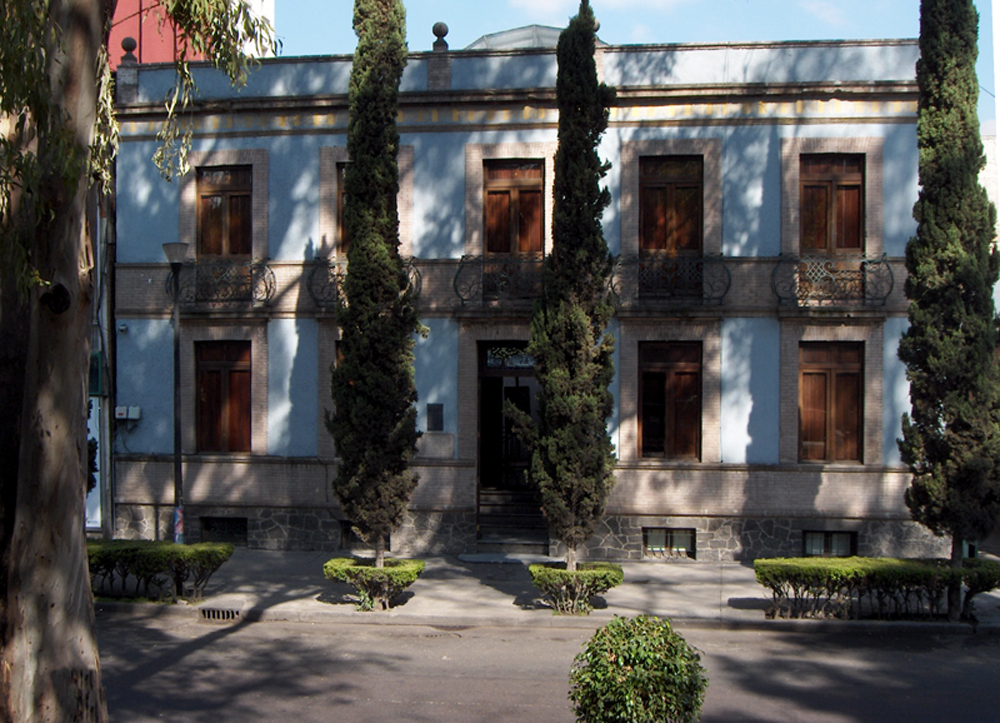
95 548 1000 632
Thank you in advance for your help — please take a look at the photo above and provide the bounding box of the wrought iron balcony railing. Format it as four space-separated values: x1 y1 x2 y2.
166 259 276 309
612 254 731 306
454 255 544 306
771 254 893 306
308 257 422 309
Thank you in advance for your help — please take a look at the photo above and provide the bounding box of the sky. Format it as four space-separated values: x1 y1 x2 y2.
272 0 997 127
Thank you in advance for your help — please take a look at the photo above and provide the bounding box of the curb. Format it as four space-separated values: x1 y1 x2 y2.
94 599 1000 635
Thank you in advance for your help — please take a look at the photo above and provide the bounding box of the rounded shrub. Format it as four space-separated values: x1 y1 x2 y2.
323 557 425 611
528 561 624 615
570 614 708 723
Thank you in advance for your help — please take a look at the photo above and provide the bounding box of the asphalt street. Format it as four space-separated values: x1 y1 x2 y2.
96 613 1000 722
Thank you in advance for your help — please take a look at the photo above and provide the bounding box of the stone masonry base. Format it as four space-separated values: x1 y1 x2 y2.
114 504 950 561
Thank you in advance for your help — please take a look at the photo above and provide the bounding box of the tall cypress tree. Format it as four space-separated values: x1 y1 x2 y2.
898 0 1000 620
514 0 617 571
328 0 421 568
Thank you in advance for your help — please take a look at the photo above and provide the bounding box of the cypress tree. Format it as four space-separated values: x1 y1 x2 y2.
328 0 422 568
514 0 617 571
898 0 1000 620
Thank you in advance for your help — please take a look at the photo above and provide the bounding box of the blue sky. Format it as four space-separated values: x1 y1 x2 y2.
273 0 997 126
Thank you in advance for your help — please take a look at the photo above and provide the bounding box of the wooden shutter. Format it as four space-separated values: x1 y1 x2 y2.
672 370 702 458
834 371 861 460
486 191 511 253
673 185 702 253
835 185 861 250
518 189 542 254
229 194 252 256
801 185 829 251
800 371 828 461
640 371 666 456
228 368 252 452
199 196 224 256
640 187 667 251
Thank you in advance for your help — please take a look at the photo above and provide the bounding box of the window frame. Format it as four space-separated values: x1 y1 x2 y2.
621 139 722 257
799 153 864 254
803 530 857 557
798 342 864 463
195 340 252 454
638 341 703 460
483 159 545 256
638 155 704 256
179 148 268 262
780 137 883 257
195 165 253 258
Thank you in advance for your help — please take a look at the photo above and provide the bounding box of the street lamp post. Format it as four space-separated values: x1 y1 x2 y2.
163 242 189 544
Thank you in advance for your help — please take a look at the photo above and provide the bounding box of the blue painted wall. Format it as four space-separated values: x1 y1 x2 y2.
267 318 319 457
720 317 781 464
414 318 459 436
114 319 174 454
883 317 910 466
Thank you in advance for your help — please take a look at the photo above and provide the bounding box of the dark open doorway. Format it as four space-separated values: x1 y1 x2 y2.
478 342 548 553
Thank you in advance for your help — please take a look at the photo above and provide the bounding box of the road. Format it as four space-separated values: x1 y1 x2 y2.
97 613 1000 722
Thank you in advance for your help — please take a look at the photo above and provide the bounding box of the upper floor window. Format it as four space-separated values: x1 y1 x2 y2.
800 154 863 253
484 160 543 255
639 342 702 460
639 156 703 255
196 341 251 453
197 166 252 257
799 342 862 462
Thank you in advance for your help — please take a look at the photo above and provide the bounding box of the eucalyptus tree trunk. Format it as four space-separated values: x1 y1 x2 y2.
0 0 111 718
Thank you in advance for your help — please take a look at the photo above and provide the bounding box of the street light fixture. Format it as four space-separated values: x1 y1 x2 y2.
163 242 188 543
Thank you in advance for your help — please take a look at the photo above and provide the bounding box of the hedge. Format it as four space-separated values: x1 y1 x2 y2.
88 540 235 600
754 556 1000 620
323 557 425 611
570 615 708 723
528 562 624 615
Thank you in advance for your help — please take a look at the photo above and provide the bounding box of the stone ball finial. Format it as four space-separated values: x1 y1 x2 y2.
122 36 137 53
432 22 449 52
594 18 600 32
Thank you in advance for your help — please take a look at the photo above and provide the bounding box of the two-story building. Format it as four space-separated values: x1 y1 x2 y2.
110 25 947 561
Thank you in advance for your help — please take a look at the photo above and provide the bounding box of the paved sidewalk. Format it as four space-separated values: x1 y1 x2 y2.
95 548 1000 632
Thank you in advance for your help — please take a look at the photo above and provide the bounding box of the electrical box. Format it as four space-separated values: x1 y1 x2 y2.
127 406 141 420
114 406 128 420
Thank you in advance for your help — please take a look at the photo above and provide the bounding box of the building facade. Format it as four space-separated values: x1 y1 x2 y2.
111 27 948 561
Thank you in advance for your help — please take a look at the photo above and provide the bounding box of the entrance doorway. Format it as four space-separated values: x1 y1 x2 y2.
478 342 548 552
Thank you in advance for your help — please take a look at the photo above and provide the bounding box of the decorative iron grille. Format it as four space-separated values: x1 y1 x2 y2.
611 255 731 306
454 255 544 306
165 260 276 309
771 254 893 306
309 257 421 309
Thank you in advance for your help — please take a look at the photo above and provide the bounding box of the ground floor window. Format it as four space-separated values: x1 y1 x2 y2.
639 342 702 459
196 340 251 453
799 342 862 462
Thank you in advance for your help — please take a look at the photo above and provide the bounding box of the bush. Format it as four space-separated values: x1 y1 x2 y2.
570 615 708 723
87 540 235 600
754 556 1000 621
323 557 425 611
528 562 624 615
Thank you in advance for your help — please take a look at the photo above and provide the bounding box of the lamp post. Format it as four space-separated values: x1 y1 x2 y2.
163 242 189 543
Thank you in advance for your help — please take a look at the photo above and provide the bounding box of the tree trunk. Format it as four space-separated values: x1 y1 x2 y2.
566 545 578 573
1 0 110 719
948 534 963 623
375 535 386 569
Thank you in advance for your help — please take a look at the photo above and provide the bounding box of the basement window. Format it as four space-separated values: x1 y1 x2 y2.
803 531 856 557
644 527 696 559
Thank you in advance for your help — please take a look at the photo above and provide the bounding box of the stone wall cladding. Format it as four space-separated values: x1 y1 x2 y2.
114 503 344 551
392 510 478 556
577 515 949 562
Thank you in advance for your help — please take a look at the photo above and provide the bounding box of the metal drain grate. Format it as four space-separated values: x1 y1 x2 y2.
200 607 241 623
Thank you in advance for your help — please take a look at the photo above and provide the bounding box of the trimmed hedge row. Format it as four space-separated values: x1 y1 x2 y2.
323 557 425 611
528 562 624 615
754 556 1000 620
88 540 235 600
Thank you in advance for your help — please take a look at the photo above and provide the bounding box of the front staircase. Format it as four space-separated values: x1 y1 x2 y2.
477 488 549 554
